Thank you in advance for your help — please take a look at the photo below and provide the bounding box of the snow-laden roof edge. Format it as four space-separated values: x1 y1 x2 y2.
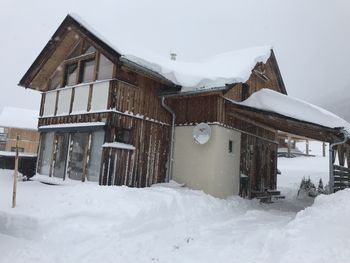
69 14 272 92
233 89 350 133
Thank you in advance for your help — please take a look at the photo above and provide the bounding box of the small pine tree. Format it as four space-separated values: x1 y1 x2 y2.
317 179 324 194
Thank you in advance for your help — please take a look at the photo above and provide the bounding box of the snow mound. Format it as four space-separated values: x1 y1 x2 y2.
1 164 350 263
238 89 350 133
70 14 271 91
0 106 38 130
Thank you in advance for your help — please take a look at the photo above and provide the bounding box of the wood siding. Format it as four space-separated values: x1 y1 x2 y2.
224 56 285 102
166 94 223 125
3 127 39 154
101 113 170 187
240 133 278 198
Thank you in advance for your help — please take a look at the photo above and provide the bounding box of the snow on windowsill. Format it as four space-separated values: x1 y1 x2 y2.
102 142 135 150
0 151 37 157
39 122 106 130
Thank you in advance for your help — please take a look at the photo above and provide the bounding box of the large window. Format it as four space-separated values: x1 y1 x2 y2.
87 130 105 182
38 132 54 175
53 133 69 178
38 130 105 182
68 132 89 180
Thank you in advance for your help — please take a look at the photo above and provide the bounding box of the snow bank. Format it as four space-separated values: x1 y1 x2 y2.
0 107 38 130
70 14 271 91
237 89 350 133
1 155 350 263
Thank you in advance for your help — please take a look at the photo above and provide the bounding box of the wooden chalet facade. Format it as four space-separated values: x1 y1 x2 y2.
19 15 350 198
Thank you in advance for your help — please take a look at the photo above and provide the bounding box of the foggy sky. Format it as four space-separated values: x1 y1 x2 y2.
0 0 349 112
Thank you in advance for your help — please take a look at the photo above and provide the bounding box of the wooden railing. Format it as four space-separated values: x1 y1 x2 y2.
333 164 350 191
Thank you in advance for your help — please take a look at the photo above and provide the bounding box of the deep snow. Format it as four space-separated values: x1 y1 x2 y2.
0 141 349 263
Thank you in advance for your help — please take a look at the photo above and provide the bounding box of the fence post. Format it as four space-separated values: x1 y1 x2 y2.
12 135 19 208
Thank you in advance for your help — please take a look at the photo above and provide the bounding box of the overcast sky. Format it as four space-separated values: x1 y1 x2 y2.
0 0 349 113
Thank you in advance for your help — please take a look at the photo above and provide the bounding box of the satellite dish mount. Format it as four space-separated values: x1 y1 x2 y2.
192 123 211 144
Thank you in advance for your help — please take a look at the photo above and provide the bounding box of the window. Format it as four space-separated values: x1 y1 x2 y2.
241 84 250 101
11 147 24 152
38 132 54 175
0 132 6 142
64 62 78 86
87 130 105 182
48 39 115 90
228 140 234 154
48 65 63 90
97 54 113 80
117 128 131 144
68 132 89 180
53 133 69 178
80 58 95 83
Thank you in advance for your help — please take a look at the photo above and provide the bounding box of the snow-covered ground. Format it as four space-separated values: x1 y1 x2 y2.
1 141 349 263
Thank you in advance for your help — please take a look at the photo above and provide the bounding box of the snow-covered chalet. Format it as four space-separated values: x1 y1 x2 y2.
19 14 350 198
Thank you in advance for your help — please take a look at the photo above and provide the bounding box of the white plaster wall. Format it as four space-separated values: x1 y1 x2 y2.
56 89 71 115
173 124 241 199
90 82 109 111
72 85 89 113
43 92 56 116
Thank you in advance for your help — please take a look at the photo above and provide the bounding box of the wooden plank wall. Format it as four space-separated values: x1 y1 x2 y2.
111 76 171 124
100 113 170 187
224 57 284 102
240 133 278 198
166 94 223 125
5 127 39 154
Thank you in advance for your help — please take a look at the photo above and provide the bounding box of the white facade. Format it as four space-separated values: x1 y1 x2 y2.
173 124 241 199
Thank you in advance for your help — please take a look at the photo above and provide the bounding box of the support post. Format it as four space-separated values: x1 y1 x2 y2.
322 142 326 157
287 135 291 158
12 135 19 208
306 139 309 156
329 130 349 193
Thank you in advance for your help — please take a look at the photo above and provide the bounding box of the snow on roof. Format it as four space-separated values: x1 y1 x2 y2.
0 107 38 130
235 89 350 133
70 14 271 91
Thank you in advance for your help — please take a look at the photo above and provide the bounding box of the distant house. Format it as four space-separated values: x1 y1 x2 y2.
0 107 39 154
19 14 350 198
0 107 39 176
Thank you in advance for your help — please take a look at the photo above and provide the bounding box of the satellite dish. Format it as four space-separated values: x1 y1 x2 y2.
193 123 211 144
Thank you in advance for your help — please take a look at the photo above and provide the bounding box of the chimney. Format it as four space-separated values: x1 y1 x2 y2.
170 53 177 61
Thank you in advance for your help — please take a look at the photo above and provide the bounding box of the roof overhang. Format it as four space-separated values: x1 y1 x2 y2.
225 98 348 143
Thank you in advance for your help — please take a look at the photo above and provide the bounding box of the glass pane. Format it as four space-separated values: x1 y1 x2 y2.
65 63 78 86
68 132 89 180
80 59 95 83
49 65 63 90
72 85 89 113
87 130 104 182
67 41 81 59
53 133 69 179
82 42 96 54
38 132 54 175
97 54 113 80
56 89 71 115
